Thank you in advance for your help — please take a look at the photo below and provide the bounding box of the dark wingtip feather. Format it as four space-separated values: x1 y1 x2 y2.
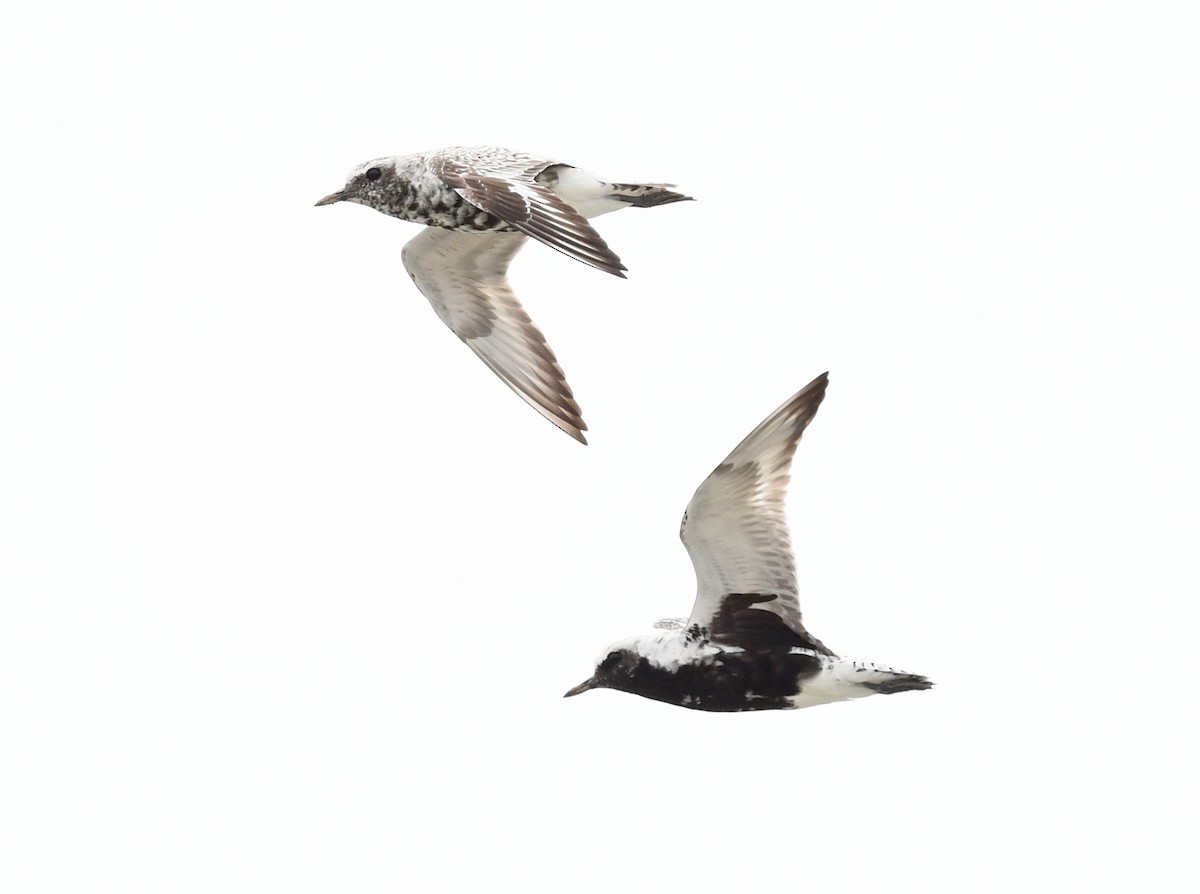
783 371 830 427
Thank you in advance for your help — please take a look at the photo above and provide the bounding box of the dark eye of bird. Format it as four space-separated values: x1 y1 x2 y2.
365 167 382 181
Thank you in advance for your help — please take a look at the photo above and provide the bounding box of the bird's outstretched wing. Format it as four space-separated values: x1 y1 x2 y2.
679 373 833 653
432 148 627 277
401 227 588 443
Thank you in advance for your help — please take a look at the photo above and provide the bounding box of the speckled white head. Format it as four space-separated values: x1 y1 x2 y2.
314 157 397 207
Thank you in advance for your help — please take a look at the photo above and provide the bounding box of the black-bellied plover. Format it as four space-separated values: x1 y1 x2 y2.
316 147 692 443
564 373 933 711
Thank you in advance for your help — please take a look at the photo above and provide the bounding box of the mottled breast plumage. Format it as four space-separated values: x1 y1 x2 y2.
370 169 513 232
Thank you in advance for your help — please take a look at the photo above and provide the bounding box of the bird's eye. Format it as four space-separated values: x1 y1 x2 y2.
365 167 382 181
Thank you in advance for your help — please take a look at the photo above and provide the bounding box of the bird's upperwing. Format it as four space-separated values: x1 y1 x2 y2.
679 373 833 652
432 149 627 277
400 227 588 443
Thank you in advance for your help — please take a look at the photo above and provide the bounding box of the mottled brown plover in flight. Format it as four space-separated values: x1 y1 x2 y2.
565 373 933 711
316 147 692 443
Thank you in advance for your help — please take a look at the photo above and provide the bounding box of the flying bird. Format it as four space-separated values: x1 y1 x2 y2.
316 147 692 443
565 373 933 711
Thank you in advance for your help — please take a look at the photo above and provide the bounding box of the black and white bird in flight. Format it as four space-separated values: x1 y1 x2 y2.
316 147 692 443
565 373 932 711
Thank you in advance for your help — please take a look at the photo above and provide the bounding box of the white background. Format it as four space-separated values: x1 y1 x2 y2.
2 2 1197 891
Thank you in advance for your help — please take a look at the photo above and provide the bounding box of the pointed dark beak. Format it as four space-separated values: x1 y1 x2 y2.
563 678 596 698
314 189 348 207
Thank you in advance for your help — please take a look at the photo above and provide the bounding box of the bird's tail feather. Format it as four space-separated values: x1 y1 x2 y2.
608 183 694 207
857 666 934 695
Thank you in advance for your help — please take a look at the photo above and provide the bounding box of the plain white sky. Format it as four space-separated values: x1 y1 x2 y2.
2 1 1198 891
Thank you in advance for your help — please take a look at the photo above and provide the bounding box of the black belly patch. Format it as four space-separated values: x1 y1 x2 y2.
620 650 824 713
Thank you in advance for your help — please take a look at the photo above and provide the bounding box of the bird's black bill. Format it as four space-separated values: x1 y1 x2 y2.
563 678 596 698
314 190 347 206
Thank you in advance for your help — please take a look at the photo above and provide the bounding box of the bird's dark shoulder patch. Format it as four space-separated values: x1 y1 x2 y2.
710 593 833 654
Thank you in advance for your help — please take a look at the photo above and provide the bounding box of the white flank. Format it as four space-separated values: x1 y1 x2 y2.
786 653 920 709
